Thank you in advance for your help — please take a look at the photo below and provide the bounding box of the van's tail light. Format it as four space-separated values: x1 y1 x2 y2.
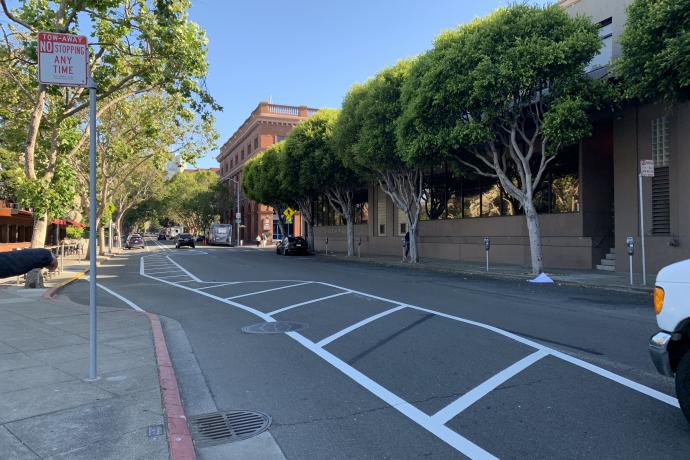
654 287 665 315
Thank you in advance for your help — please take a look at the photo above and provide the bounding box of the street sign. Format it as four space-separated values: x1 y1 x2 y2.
235 218 241 224
38 32 88 87
640 160 655 177
283 207 295 220
236 212 241 219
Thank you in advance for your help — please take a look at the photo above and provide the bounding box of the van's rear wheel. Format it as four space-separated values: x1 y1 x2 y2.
676 352 690 423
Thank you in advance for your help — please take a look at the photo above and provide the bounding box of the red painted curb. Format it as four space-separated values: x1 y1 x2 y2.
146 313 197 460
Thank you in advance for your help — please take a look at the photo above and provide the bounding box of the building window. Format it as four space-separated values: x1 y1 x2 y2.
419 147 579 220
588 17 613 72
277 135 287 143
652 116 671 235
254 137 259 149
241 149 244 160
397 208 407 235
377 194 387 236
652 116 670 167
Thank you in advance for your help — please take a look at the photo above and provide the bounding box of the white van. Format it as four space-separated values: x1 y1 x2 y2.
649 259 690 422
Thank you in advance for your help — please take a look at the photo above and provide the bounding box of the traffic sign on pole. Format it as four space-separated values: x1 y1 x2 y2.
38 32 88 87
39 31 97 379
640 160 655 177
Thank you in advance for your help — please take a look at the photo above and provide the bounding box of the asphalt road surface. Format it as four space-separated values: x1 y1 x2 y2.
62 240 690 459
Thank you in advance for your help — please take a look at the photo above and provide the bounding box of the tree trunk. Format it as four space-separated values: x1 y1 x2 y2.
24 86 47 180
30 213 49 248
116 216 123 248
98 226 106 255
345 217 354 257
24 269 44 289
296 197 315 253
377 169 423 263
523 200 544 274
407 219 419 263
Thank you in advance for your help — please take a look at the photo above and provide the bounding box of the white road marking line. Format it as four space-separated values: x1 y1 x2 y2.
139 262 681 457
197 283 235 290
84 277 145 313
550 349 680 408
158 274 191 279
165 255 202 282
175 280 196 284
140 272 272 319
286 331 497 459
269 291 352 316
146 270 180 275
225 281 312 300
315 305 406 348
431 349 550 425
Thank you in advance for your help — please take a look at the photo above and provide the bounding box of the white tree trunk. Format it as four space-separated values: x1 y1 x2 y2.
346 218 355 257
30 214 48 248
377 169 423 263
295 197 315 253
325 188 355 257
523 200 544 274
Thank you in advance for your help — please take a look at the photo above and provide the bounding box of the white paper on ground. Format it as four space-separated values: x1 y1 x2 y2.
529 273 554 283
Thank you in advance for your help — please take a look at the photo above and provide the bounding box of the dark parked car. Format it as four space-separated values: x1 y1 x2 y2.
175 233 195 249
157 232 166 240
276 236 308 255
125 235 145 249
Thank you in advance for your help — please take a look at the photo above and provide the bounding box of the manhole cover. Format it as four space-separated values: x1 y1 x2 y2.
242 321 307 334
188 410 271 447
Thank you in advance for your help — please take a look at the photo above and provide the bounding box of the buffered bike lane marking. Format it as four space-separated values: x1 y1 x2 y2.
139 254 680 458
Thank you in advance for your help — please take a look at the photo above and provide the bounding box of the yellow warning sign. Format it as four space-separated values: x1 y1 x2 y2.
283 207 295 223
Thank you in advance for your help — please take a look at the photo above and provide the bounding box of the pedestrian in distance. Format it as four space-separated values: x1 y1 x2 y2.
256 235 261 247
0 248 59 279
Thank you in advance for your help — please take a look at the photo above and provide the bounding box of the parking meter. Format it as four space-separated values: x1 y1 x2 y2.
626 237 634 285
626 237 634 256
484 237 490 271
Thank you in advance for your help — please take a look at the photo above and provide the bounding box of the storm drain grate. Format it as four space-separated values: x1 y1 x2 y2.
188 410 271 447
242 321 307 334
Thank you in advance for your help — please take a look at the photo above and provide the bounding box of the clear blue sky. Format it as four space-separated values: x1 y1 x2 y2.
189 0 550 168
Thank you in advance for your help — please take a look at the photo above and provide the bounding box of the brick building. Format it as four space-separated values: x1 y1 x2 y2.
216 102 318 243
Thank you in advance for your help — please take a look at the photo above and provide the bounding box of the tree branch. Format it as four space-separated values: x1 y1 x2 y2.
0 0 33 31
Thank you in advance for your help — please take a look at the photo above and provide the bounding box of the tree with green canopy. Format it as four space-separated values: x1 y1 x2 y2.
0 0 219 248
398 4 608 273
242 142 292 238
617 0 690 104
72 92 216 254
282 109 353 253
334 59 426 263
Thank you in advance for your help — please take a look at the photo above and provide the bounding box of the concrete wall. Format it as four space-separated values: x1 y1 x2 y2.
313 185 598 270
613 102 690 273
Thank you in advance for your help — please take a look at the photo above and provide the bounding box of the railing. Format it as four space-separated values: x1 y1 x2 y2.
266 104 299 116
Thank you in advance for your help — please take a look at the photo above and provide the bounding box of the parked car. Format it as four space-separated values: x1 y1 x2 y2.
157 232 166 240
175 233 195 249
649 259 690 423
125 234 145 249
276 236 308 255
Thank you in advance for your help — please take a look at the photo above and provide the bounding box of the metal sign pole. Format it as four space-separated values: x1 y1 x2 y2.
88 84 98 380
639 174 647 286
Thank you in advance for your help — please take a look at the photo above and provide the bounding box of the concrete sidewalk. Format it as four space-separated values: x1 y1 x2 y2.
317 252 656 294
0 286 168 459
